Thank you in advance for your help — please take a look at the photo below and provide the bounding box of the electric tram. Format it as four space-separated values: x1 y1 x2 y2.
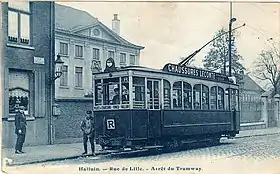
93 58 240 151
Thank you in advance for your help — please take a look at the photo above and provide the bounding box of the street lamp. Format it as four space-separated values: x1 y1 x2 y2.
228 17 237 77
50 54 64 84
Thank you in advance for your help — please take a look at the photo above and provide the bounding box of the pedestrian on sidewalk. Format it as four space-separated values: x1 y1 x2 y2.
15 106 27 154
80 110 96 156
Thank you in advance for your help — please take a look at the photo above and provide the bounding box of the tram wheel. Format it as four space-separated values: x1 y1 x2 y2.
164 138 180 152
210 137 220 146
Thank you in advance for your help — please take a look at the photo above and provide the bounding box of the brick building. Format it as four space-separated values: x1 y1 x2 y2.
239 74 265 123
1 2 55 147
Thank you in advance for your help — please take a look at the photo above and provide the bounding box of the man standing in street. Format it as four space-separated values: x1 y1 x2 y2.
81 110 96 156
15 106 27 154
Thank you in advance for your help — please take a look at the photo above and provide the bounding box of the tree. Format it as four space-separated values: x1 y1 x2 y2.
202 28 245 83
253 46 280 95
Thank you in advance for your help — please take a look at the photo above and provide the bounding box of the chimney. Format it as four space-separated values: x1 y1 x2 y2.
112 14 120 35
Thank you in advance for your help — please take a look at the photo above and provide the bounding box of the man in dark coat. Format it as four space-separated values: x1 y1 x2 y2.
15 106 27 154
80 110 96 156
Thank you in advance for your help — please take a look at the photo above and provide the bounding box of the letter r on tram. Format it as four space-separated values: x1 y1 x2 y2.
107 119 115 130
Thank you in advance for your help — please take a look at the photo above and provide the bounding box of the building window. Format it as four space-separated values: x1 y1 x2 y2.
108 51 114 59
75 67 83 88
8 2 31 45
75 45 83 58
60 65 68 86
93 48 100 60
130 55 136 65
120 53 126 67
59 42 68 56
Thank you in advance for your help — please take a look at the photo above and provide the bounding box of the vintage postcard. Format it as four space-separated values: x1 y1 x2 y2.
1 0 280 174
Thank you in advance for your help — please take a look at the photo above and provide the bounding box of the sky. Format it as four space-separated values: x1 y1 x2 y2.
57 1 279 88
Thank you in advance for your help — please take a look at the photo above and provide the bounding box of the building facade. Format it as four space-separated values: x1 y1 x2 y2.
54 4 144 99
52 4 144 143
239 74 265 123
1 2 55 147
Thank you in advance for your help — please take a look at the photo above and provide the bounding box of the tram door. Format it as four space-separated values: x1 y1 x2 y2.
147 79 161 138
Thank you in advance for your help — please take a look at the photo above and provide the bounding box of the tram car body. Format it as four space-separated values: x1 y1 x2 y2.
93 59 240 151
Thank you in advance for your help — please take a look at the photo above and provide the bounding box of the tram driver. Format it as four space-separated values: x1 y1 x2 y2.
112 88 120 104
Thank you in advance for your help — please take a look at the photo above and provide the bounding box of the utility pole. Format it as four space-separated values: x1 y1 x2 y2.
228 1 233 77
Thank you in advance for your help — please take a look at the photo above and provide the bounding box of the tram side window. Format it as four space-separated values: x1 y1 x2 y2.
183 82 192 109
163 80 171 109
147 80 160 109
225 88 229 110
121 77 129 105
202 85 209 110
231 89 239 110
133 77 145 108
210 87 217 110
95 79 102 105
173 81 182 109
193 84 201 110
217 87 224 110
103 78 120 105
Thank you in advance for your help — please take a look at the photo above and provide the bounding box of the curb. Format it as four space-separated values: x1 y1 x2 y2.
6 131 280 166
6 151 110 166
235 132 280 139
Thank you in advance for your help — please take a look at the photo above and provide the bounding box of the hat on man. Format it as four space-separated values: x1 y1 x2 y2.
86 110 92 114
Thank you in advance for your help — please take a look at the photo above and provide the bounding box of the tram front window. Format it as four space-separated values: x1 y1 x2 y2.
103 78 120 105
121 77 129 105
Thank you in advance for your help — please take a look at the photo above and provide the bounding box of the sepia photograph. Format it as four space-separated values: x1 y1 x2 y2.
1 0 280 174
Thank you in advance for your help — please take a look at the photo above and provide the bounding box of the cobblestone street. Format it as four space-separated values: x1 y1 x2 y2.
4 134 280 174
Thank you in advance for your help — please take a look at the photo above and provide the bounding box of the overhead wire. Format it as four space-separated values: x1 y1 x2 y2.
210 3 280 43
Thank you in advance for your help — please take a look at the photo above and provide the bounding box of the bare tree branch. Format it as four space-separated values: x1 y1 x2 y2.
253 47 280 95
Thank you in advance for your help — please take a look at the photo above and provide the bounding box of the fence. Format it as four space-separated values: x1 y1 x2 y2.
240 99 262 123
267 98 277 127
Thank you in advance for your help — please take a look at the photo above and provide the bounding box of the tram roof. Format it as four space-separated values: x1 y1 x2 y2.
95 63 236 85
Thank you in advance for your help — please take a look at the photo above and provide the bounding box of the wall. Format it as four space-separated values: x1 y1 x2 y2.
53 99 93 144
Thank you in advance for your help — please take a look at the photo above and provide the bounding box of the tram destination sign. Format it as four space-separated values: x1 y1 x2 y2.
162 63 229 83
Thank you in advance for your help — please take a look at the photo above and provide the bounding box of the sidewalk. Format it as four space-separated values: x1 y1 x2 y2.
2 127 280 166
